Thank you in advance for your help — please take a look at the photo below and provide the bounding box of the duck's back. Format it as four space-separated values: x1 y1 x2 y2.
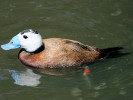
19 38 100 68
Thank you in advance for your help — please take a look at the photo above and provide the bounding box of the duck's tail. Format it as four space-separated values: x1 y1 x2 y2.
98 47 129 59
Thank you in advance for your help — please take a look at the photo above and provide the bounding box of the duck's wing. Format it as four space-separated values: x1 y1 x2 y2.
63 39 99 52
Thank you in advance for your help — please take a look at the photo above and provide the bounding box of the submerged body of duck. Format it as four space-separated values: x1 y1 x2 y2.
19 38 100 68
1 29 102 68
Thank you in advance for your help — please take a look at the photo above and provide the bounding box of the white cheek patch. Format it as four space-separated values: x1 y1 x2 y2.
18 32 43 52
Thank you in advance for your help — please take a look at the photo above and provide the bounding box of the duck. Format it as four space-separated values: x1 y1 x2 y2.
1 29 111 68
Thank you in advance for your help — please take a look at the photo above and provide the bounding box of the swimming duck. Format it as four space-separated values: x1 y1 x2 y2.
1 29 101 68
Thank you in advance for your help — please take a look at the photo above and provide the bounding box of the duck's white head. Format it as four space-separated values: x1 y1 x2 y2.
1 29 43 53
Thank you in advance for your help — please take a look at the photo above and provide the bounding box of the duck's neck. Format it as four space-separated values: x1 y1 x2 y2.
29 43 45 54
20 43 45 54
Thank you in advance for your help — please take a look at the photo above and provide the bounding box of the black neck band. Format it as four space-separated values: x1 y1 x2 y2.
19 43 45 54
30 43 45 54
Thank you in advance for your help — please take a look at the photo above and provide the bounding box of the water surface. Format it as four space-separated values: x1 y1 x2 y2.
0 0 133 100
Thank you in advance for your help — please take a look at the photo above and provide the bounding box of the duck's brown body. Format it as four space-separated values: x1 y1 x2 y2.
19 38 101 68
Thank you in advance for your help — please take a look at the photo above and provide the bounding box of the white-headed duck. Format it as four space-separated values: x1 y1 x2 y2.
1 29 102 68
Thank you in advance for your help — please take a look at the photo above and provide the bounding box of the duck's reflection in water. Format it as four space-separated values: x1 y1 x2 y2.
9 69 41 87
32 66 83 75
9 66 91 87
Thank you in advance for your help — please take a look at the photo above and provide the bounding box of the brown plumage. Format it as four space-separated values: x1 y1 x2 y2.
19 38 100 68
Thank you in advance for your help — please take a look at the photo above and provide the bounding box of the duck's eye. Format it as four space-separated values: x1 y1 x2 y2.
23 35 28 39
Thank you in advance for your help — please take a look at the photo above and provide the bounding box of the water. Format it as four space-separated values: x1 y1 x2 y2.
0 0 133 100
